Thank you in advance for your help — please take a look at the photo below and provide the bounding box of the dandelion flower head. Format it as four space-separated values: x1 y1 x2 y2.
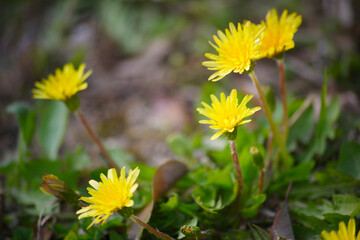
203 21 264 82
259 9 302 58
76 167 140 228
197 89 261 140
33 63 92 101
321 218 360 240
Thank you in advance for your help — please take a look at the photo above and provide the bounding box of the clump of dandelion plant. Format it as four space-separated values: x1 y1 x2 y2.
197 89 260 195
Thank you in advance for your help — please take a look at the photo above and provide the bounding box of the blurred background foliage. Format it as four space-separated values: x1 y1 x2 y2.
1 0 360 239
1 0 359 166
1 0 360 165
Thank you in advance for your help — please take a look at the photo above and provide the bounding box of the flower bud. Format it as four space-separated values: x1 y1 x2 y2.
181 225 201 238
250 146 264 170
40 174 79 206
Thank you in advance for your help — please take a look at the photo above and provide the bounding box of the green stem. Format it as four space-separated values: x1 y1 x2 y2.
248 71 292 169
17 131 26 163
229 140 244 196
265 132 274 171
75 111 118 170
277 59 288 141
130 215 175 240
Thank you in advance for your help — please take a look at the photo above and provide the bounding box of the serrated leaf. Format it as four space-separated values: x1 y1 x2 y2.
250 224 272 240
337 141 360 180
331 194 360 216
270 161 315 192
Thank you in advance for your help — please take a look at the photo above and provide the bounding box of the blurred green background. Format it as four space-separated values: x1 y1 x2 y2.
1 0 359 165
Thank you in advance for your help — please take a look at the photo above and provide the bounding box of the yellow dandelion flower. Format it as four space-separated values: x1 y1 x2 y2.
321 218 360 240
197 89 261 140
259 9 302 58
76 167 140 228
203 21 264 82
33 63 92 101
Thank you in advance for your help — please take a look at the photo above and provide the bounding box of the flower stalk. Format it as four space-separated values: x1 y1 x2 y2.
75 111 117 170
277 59 288 140
130 214 175 240
248 71 292 168
258 169 264 194
230 140 244 195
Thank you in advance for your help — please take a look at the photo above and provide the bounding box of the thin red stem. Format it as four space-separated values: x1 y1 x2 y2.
230 140 244 195
259 169 264 195
278 59 288 141
130 215 175 240
249 71 291 169
75 111 118 170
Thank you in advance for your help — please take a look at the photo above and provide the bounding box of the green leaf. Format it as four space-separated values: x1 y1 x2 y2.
109 230 128 240
107 148 135 170
270 161 315 192
98 217 125 231
330 194 360 216
37 101 69 160
209 144 231 166
160 194 179 212
242 194 267 219
191 167 237 213
287 104 314 150
239 144 260 189
315 73 328 155
65 146 91 171
12 227 34 240
19 159 62 186
322 213 350 227
167 133 193 158
250 225 271 240
291 212 328 232
337 141 360 180
12 187 58 215
193 187 218 213
79 218 104 239
315 73 340 155
7 102 36 145
64 231 78 240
